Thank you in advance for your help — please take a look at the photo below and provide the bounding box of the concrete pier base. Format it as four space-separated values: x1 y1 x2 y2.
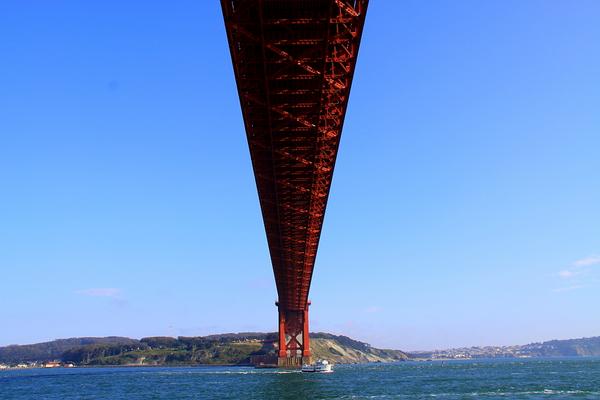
277 356 312 368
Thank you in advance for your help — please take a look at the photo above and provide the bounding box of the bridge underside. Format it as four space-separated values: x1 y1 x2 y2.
222 0 368 366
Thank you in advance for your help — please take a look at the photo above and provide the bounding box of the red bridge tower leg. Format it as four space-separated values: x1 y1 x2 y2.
278 308 287 358
277 302 311 367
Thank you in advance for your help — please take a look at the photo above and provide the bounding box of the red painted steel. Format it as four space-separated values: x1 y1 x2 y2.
221 0 368 362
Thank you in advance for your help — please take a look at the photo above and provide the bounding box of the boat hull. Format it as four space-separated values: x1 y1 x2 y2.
301 360 333 373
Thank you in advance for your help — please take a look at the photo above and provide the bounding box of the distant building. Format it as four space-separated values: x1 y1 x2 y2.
43 361 61 368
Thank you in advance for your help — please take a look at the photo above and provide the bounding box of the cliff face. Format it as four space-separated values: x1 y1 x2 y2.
311 337 408 363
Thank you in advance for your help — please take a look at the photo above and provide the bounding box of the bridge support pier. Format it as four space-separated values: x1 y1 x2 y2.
276 301 311 368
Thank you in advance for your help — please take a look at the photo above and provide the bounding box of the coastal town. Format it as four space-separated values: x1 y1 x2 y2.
0 361 75 370
411 345 533 360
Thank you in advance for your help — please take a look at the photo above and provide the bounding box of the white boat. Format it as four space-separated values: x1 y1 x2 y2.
301 359 333 373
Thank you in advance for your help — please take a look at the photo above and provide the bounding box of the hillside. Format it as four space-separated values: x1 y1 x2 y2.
0 333 408 366
311 333 408 363
519 336 600 357
0 337 138 364
409 336 600 359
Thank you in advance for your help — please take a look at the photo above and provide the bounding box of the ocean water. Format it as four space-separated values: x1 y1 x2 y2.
1 358 600 399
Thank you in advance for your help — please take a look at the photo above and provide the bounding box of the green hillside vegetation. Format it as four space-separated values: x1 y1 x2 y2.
0 337 138 364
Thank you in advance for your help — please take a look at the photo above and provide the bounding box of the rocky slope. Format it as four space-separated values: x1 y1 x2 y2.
311 335 408 363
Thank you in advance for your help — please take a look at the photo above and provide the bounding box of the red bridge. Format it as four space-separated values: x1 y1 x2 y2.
221 0 369 367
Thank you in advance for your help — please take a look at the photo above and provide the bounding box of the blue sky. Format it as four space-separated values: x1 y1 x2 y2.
1 1 599 350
